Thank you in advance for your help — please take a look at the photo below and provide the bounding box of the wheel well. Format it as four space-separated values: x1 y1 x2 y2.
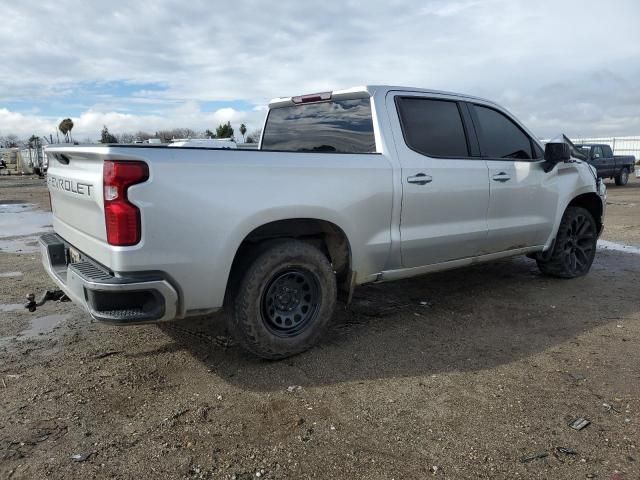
226 219 352 301
568 193 603 233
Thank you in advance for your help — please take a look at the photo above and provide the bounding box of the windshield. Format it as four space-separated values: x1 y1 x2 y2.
261 98 376 153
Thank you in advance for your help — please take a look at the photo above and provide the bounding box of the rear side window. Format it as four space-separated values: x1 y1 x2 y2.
473 105 533 160
601 145 613 157
396 97 469 157
261 98 376 153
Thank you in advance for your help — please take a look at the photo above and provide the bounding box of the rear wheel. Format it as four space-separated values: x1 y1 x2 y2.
615 168 629 186
537 206 597 278
227 240 337 359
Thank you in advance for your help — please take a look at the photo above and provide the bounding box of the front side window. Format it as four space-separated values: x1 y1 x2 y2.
593 146 603 158
396 97 469 157
473 105 533 160
577 146 591 158
261 98 375 153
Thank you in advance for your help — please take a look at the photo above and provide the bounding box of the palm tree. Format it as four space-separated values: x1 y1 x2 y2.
58 120 67 142
58 118 74 143
240 123 247 142
65 118 74 143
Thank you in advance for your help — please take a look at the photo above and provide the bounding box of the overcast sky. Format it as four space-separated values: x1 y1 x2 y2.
1 0 639 141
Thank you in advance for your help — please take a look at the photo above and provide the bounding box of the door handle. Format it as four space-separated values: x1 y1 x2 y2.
407 173 432 185
492 172 511 183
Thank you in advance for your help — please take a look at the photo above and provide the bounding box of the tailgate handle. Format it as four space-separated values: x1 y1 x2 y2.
55 153 70 165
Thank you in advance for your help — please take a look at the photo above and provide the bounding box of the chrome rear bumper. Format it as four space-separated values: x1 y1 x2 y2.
39 233 179 324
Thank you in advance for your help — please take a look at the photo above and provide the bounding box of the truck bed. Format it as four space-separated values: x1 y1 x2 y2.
44 144 394 317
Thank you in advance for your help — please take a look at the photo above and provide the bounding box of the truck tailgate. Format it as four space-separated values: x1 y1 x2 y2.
46 149 106 243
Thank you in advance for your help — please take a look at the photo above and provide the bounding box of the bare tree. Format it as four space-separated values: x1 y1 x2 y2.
155 128 200 142
117 132 136 143
4 134 20 147
134 131 153 141
246 129 262 144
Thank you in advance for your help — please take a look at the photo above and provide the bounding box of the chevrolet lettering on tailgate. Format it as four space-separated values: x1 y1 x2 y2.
47 175 94 198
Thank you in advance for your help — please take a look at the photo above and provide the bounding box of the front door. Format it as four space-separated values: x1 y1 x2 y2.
590 145 608 177
468 103 558 252
386 93 490 268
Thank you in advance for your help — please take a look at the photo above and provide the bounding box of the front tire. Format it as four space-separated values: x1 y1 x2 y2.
227 240 337 359
537 206 597 278
615 168 629 186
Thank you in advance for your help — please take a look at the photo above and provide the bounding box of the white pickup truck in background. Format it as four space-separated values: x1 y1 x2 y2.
41 85 606 359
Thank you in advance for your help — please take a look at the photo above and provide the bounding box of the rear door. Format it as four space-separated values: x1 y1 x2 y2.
600 144 616 175
386 92 489 267
468 103 557 253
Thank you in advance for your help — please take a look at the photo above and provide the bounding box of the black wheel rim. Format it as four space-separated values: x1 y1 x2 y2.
562 213 596 275
261 268 321 337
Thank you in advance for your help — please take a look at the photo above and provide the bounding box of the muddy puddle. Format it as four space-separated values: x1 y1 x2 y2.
0 303 25 313
0 202 52 253
0 313 70 349
17 314 69 339
0 271 23 277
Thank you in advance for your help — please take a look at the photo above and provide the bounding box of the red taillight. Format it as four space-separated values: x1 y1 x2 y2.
103 160 149 246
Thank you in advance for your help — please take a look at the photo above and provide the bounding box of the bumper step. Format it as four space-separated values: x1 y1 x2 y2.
39 233 179 324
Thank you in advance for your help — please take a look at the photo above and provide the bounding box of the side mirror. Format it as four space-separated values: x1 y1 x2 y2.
543 142 571 172
544 142 571 163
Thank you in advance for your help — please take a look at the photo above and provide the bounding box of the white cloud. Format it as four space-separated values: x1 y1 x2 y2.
0 105 264 141
0 0 639 139
0 108 57 139
420 0 484 17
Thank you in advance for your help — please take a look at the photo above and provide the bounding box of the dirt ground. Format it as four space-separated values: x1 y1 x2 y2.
1 175 639 480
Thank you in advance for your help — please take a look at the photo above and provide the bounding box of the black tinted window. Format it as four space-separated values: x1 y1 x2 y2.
396 97 469 157
533 142 544 159
474 105 533 160
577 146 591 158
261 98 375 153
601 145 613 157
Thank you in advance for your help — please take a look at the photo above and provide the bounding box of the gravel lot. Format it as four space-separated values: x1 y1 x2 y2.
1 175 639 479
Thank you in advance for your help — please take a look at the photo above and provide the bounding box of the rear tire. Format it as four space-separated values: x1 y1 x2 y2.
537 206 597 278
227 240 337 359
615 168 629 186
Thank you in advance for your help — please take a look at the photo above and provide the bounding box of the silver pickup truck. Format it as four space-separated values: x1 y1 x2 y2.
42 85 606 359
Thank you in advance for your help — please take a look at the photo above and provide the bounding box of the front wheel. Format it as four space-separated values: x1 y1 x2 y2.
537 206 597 278
615 168 629 186
227 240 337 359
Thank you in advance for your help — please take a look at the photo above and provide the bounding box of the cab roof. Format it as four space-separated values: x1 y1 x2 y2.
268 85 499 109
